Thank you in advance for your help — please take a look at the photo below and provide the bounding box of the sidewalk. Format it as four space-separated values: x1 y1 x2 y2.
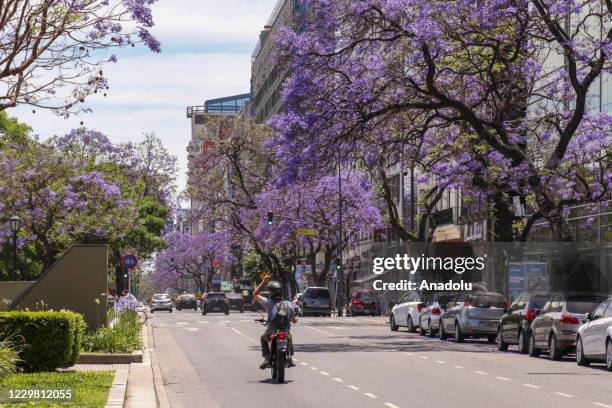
124 322 163 408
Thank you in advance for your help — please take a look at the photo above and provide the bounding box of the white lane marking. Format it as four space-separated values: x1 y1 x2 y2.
364 392 378 399
402 352 413 356
300 362 308 366
306 326 328 334
333 377 343 382
435 360 446 364
593 403 612 408
293 358 299 361
523 384 540 389
474 371 488 375
220 320 231 323
348 385 360 391
310 367 317 370
385 403 400 408
198 321 210 324
453 365 464 369
185 328 200 332
555 392 574 398
496 377 510 381
418 356 429 360
320 371 330 376
231 328 242 335
177 322 188 325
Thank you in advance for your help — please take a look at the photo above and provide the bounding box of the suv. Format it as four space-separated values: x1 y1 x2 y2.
497 292 550 353
529 292 608 360
226 293 245 313
202 292 230 315
350 290 378 316
176 294 198 311
439 292 506 342
302 287 331 317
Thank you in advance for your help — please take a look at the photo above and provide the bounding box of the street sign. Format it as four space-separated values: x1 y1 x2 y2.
296 228 318 237
121 253 138 270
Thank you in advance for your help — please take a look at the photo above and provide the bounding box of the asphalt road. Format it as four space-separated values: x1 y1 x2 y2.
150 309 612 408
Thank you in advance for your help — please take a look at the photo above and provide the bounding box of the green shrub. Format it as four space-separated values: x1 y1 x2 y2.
0 336 20 380
82 310 141 354
0 311 86 372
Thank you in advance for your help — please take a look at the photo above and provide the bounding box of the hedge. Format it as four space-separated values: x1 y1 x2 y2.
0 311 86 372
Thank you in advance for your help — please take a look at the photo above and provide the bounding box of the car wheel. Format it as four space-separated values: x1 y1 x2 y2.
496 327 508 351
407 316 416 333
518 330 529 355
419 320 426 336
576 336 590 367
169 309 173 313
454 322 464 343
439 322 448 340
225 310 230 315
150 310 154 313
528 332 540 357
549 334 562 361
606 339 612 372
427 321 436 338
390 314 399 331
202 309 207 316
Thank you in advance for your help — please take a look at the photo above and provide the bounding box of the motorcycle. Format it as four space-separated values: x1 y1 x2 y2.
255 317 292 383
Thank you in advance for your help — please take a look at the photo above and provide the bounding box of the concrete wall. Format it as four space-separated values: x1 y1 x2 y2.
0 282 34 311
10 245 109 329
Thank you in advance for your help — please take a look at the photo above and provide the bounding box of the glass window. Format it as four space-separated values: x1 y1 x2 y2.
592 301 608 319
604 302 612 318
510 295 524 311
565 296 608 314
467 294 506 308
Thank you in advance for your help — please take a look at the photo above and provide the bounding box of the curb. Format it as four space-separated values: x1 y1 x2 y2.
105 367 129 408
148 322 170 408
78 352 143 364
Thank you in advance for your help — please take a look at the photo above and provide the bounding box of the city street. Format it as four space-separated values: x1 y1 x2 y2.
151 310 612 408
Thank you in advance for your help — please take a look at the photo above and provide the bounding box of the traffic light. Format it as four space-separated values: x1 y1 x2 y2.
266 211 274 225
334 257 342 271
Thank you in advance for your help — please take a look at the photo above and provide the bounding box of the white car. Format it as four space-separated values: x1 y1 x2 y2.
390 291 423 333
576 297 612 370
419 293 457 337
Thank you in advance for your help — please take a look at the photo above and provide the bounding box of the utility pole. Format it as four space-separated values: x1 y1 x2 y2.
337 159 343 316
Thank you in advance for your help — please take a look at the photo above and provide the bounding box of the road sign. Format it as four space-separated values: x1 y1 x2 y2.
121 253 138 270
296 228 318 237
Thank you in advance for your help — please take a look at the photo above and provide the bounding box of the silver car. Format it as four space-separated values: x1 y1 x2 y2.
529 293 608 360
150 293 173 313
439 292 505 343
419 293 457 338
576 297 612 370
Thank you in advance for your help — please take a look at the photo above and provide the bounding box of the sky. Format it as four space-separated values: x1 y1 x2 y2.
8 0 278 195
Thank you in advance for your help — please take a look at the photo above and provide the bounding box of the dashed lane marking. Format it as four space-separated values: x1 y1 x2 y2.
385 403 400 408
418 356 429 360
554 392 574 398
310 367 317 370
348 385 360 391
453 365 464 369
402 352 413 356
593 403 612 408
231 328 242 335
523 384 540 389
435 360 446 364
300 362 308 366
333 377 343 382
474 371 488 375
185 328 200 332
364 393 378 399
320 371 330 376
496 377 510 381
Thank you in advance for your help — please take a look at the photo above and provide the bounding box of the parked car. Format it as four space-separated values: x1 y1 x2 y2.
226 293 245 313
439 292 506 342
497 291 551 353
302 287 331 317
202 292 230 315
576 297 612 370
350 290 379 316
150 293 173 313
529 292 609 360
419 292 457 337
390 291 423 333
176 294 198 311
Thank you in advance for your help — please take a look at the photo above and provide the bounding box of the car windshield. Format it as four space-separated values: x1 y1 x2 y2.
153 294 169 300
435 294 455 307
467 294 505 308
355 292 373 299
305 289 329 299
530 295 549 309
566 297 607 314
207 293 226 300
227 294 241 299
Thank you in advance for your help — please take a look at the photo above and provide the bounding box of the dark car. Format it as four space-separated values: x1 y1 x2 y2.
226 293 245 313
176 294 198 311
302 287 331 317
202 292 229 315
529 292 609 360
496 291 551 353
350 290 378 316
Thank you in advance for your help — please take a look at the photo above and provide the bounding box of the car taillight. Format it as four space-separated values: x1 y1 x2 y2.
352 299 362 305
464 301 471 307
277 331 286 340
560 314 579 324
417 304 423 313
525 310 536 321
432 307 441 315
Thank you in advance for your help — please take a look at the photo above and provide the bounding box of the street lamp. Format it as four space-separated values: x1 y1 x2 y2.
9 215 20 281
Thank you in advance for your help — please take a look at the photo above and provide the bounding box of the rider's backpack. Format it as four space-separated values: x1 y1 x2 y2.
270 301 291 329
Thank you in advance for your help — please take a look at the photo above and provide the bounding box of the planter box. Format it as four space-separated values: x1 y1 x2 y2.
77 350 143 364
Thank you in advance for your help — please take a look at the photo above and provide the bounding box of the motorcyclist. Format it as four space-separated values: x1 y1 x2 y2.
253 274 297 369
